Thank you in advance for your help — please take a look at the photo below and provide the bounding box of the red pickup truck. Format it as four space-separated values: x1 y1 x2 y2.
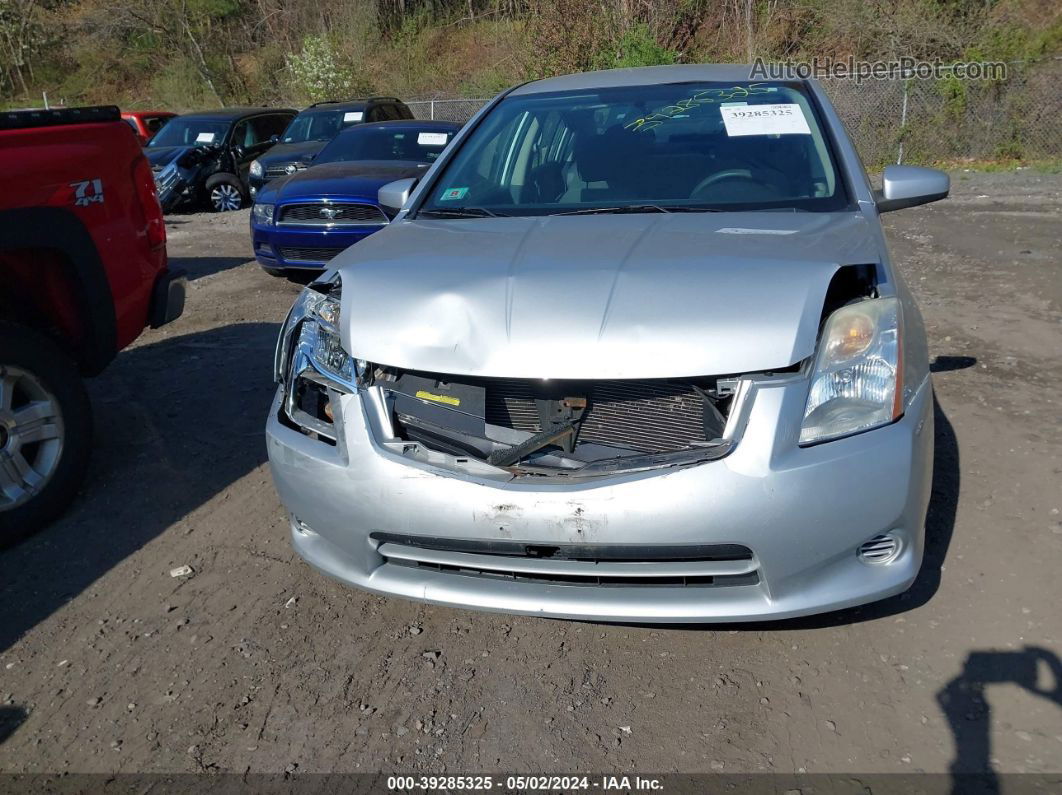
0 105 185 546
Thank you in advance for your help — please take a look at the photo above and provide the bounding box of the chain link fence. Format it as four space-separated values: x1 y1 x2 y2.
406 98 490 124
408 60 1061 167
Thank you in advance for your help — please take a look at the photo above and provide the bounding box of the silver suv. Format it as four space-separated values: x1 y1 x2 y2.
266 64 949 623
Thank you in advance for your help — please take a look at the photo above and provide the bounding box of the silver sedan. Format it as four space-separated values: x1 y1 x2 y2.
266 64 948 622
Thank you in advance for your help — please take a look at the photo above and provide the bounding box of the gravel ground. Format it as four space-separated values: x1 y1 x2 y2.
0 170 1060 778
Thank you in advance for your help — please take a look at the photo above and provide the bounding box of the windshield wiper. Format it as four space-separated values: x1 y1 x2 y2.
418 207 508 219
662 206 727 213
552 204 670 216
551 204 724 216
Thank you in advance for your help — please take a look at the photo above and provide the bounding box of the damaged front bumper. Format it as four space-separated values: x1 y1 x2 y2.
265 365 934 623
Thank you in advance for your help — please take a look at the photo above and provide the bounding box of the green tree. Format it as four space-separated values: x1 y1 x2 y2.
595 23 679 69
286 34 353 103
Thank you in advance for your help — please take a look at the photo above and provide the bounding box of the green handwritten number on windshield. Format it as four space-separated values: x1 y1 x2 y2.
624 84 772 133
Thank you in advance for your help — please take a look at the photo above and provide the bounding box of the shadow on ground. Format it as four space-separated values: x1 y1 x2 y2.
0 322 278 653
0 706 27 746
937 646 1062 794
930 355 978 373
169 255 250 281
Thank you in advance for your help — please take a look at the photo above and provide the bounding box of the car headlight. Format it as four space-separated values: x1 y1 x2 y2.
274 276 364 392
251 203 274 225
249 159 263 178
799 297 902 445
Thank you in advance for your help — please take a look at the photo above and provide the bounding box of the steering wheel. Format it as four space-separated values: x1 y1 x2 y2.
689 169 755 199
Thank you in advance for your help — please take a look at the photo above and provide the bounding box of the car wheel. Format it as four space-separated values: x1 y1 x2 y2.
0 323 92 548
262 267 287 278
205 174 245 212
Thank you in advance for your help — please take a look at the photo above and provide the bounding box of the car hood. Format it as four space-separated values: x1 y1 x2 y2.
144 146 188 168
336 211 881 379
267 161 429 202
257 140 324 165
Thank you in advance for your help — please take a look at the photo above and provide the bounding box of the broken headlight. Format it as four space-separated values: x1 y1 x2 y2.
799 297 903 445
274 276 368 443
274 276 364 393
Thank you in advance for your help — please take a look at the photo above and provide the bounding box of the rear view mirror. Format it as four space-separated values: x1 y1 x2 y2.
875 165 949 213
378 178 418 215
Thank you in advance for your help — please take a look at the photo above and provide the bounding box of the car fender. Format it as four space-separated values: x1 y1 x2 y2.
0 206 117 375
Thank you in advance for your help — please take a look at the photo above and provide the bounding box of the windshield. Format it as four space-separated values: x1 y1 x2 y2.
147 118 228 148
419 82 846 216
281 109 359 143
316 126 456 165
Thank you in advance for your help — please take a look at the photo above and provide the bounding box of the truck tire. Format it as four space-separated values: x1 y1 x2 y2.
0 322 93 548
205 173 245 212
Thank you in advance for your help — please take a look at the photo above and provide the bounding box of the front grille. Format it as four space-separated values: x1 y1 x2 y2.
277 245 346 263
373 533 759 589
397 560 759 587
153 164 179 191
481 378 708 453
278 202 388 226
266 162 297 178
373 532 754 562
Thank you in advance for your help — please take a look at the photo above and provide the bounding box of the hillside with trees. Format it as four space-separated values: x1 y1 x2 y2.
2 0 1058 110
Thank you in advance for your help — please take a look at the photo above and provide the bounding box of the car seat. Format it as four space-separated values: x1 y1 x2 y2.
573 125 653 202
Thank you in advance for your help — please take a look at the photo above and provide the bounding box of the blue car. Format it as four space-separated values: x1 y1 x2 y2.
251 120 462 275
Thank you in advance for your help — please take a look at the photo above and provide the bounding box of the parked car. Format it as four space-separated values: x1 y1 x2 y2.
251 120 460 275
248 98 414 197
267 65 952 623
0 105 185 546
145 107 296 212
121 110 176 146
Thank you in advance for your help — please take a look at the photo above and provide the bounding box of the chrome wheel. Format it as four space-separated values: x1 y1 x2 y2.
0 366 64 511
210 183 243 211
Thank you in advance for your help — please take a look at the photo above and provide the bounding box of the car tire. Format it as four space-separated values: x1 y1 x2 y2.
205 173 245 212
0 322 93 548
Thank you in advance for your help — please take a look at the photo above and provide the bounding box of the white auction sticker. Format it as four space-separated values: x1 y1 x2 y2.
195 132 215 143
417 132 449 146
343 111 364 122
720 103 811 136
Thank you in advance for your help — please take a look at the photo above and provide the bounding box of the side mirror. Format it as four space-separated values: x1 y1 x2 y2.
378 177 418 215
875 165 949 213
233 145 245 158
270 135 279 143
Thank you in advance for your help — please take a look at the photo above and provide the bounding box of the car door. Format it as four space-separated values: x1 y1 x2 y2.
230 116 277 186
260 113 294 148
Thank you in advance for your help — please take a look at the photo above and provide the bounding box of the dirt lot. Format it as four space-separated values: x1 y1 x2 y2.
1 170 1060 779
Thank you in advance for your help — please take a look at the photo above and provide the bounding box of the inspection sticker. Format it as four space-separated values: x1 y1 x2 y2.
416 390 460 407
720 103 810 136
343 111 364 122
195 132 215 143
418 132 449 146
439 187 468 201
